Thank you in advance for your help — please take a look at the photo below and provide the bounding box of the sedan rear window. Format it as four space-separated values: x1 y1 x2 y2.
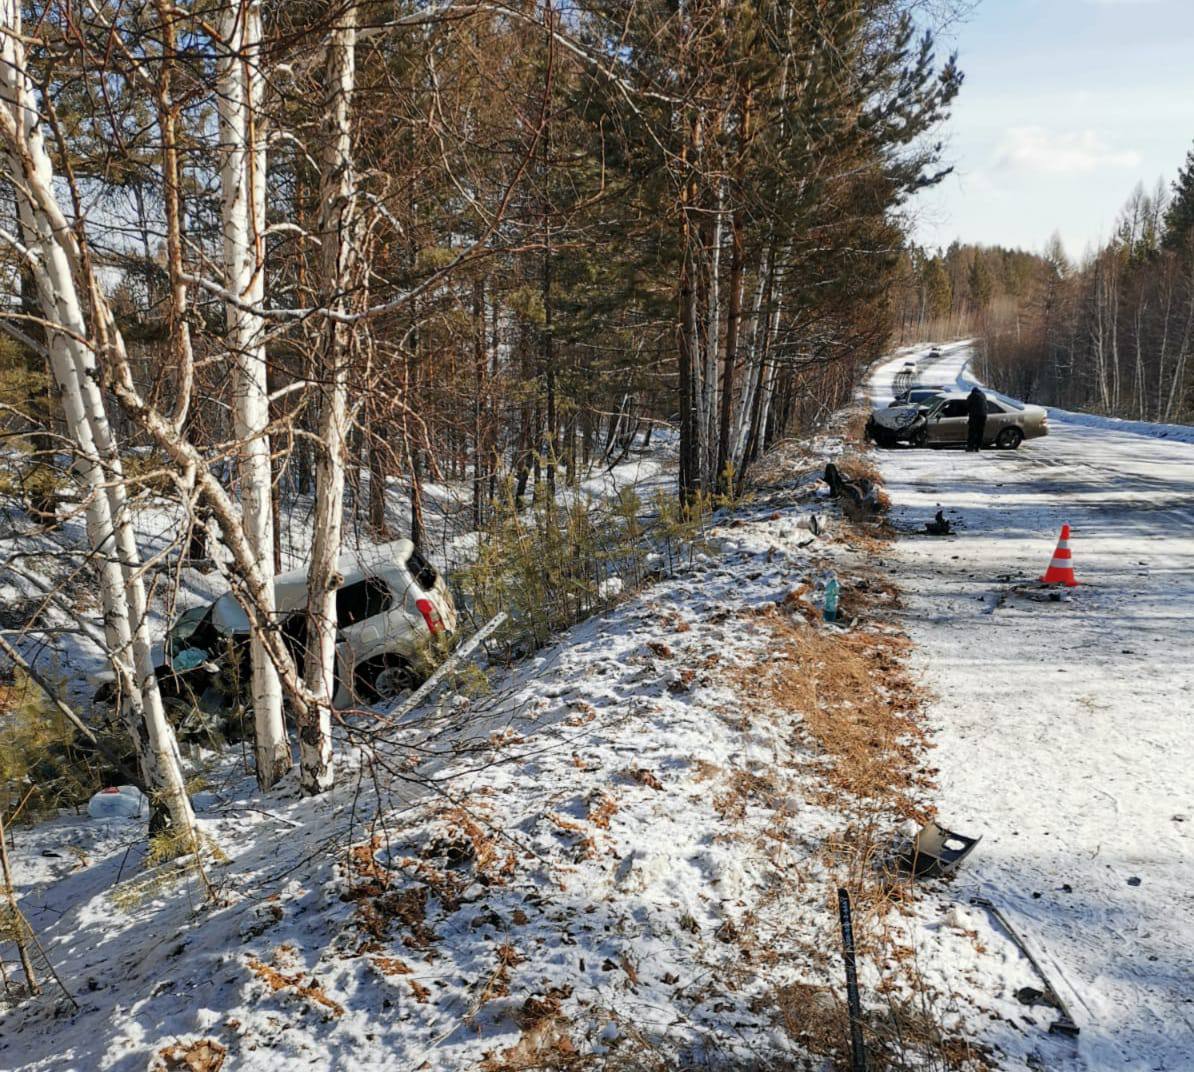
407 549 438 591
337 577 393 626
985 400 1006 414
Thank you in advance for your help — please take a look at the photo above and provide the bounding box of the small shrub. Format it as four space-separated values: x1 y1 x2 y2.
0 668 101 822
457 483 709 656
120 450 177 497
0 459 68 523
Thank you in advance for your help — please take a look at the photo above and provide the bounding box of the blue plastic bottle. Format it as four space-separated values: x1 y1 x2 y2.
824 575 839 623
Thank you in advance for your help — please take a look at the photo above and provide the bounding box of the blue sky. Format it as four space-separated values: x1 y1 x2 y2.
910 0 1194 260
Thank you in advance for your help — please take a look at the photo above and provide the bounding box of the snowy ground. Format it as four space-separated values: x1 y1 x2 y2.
871 342 1194 1070
4 426 967 1070
6 348 1193 1070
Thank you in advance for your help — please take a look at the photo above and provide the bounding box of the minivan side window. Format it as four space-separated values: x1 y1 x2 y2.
407 549 438 591
336 577 393 626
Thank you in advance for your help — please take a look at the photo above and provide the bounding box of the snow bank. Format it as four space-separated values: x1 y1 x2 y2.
1043 406 1194 443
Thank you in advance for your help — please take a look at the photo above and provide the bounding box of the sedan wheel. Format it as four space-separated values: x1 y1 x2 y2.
355 656 419 704
995 427 1024 450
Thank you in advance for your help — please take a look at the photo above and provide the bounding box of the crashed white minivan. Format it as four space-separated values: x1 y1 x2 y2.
98 541 458 725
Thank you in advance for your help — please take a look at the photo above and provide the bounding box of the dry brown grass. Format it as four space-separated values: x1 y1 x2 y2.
835 453 883 489
715 568 992 1071
727 605 930 817
712 767 781 823
479 987 584 1071
690 758 722 782
246 949 345 1018
775 978 993 1072
725 584 936 953
586 791 618 829
748 439 822 486
369 955 412 977
843 407 873 447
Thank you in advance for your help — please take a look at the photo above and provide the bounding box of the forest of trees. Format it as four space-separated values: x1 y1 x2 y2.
0 0 963 831
891 144 1194 424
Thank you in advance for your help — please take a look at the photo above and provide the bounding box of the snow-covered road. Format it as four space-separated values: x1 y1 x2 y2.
872 343 1194 1069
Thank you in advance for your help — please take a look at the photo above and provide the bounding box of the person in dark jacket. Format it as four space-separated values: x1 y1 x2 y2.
966 387 987 452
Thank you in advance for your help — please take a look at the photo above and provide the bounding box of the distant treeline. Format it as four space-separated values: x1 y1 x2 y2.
890 143 1194 424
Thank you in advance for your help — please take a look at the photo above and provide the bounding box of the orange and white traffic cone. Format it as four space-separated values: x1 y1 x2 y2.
1040 524 1079 586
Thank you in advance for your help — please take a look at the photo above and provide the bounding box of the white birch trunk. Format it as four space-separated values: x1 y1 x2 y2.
1109 258 1121 412
0 2 196 837
301 2 359 795
217 0 289 789
729 247 769 467
1092 266 1110 411
1155 263 1175 421
754 276 788 453
1133 301 1146 420
701 183 723 483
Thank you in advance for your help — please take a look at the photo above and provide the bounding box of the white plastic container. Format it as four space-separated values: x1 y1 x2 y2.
87 785 148 820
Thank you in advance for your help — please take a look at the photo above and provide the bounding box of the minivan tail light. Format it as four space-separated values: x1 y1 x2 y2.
416 598 444 635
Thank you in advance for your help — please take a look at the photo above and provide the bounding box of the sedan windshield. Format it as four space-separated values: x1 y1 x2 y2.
168 605 208 646
167 604 219 660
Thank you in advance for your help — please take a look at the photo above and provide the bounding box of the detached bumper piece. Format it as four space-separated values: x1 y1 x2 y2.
900 820 981 879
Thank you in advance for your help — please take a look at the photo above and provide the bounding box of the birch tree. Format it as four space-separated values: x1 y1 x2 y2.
216 0 290 790
301 0 361 795
0 1 196 838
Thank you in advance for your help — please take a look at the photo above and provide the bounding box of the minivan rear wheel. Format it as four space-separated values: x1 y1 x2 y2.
995 427 1023 450
355 655 419 704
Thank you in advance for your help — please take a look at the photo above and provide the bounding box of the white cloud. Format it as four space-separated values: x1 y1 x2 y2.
994 126 1141 175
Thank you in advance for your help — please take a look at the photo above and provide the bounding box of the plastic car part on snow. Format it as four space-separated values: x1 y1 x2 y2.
900 820 981 878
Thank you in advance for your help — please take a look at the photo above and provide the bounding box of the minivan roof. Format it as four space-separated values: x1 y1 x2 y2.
210 539 416 632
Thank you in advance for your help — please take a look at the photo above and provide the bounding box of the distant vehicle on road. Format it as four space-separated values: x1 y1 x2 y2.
921 392 1049 449
893 358 920 393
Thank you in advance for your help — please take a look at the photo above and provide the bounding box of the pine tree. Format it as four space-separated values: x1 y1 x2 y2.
1162 141 1194 251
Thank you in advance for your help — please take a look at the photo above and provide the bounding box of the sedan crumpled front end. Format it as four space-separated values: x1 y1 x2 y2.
866 404 927 447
